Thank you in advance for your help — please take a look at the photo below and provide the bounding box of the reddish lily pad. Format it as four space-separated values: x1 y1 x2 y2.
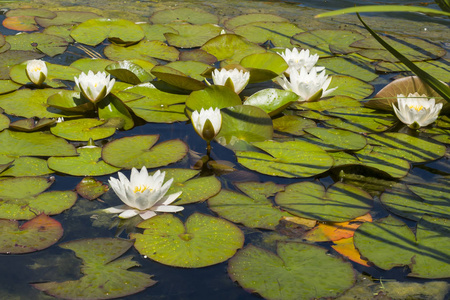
33 238 156 299
0 214 63 254
76 177 109 200
3 16 39 31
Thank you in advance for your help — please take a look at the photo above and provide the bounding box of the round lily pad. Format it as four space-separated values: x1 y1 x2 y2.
0 50 44 80
185 85 242 116
104 40 179 62
236 140 334 178
0 157 53 177
71 18 145 46
165 23 223 48
32 238 156 299
0 113 9 131
234 22 304 48
70 57 115 74
151 65 206 91
243 88 299 116
228 242 356 300
354 215 450 278
164 60 211 81
150 7 218 25
48 147 121 176
3 16 39 31
0 79 21 94
224 13 289 29
105 61 154 84
10 61 80 87
275 181 372 222
102 135 188 169
50 118 116 141
0 214 63 254
35 10 100 27
240 52 288 83
76 177 109 200
319 55 378 82
131 213 244 268
46 90 93 113
6 32 68 57
140 23 178 42
326 75 374 100
302 127 367 151
273 115 317 136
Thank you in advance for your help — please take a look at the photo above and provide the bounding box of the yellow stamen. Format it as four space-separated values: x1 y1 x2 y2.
408 105 424 112
134 185 151 193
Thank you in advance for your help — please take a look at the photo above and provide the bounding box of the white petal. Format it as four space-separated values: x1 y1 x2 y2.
152 205 184 212
119 209 139 219
103 205 128 214
139 210 157 220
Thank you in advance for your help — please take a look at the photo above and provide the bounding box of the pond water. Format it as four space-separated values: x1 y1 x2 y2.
0 0 449 299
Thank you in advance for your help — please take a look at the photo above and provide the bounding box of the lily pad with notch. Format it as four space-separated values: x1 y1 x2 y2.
185 85 242 117
234 22 304 48
76 177 109 200
150 7 218 25
243 88 297 116
104 40 179 62
6 32 68 57
0 156 53 177
165 23 223 48
240 52 288 83
105 60 154 85
151 65 206 91
50 118 116 141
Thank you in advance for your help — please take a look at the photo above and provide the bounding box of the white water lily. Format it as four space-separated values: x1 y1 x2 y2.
212 68 250 94
74 70 115 103
393 92 442 129
278 48 324 75
191 107 222 142
276 66 337 102
26 59 47 86
104 166 183 220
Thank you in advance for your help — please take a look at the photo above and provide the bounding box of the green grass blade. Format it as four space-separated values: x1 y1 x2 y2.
315 5 450 18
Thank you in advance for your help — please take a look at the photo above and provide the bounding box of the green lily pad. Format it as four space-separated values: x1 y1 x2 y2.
228 242 355 300
0 157 53 177
70 18 145 46
76 177 109 200
124 83 188 123
224 13 289 29
9 117 55 132
208 182 289 230
0 130 77 157
294 95 362 111
151 65 206 91
326 75 374 100
185 85 242 116
149 7 218 25
352 35 446 62
102 135 188 169
324 107 396 133
0 214 63 254
201 34 266 64
302 127 367 151
319 55 378 82
105 61 154 84
163 169 221 205
243 88 298 116
48 147 121 176
6 8 56 19
131 213 244 268
50 118 115 141
140 23 178 42
292 30 365 56
234 22 304 48
46 90 93 113
236 140 334 178
0 50 44 80
165 60 211 82
0 88 74 118
380 183 450 221
0 113 9 131
10 61 80 88
275 181 372 222
368 132 446 163
376 59 450 83
0 176 77 220
104 40 179 62
97 94 134 130
32 238 156 299
240 52 288 83
0 79 21 94
179 49 217 65
70 57 115 74
354 215 450 278
6 32 68 57
35 11 100 27
165 23 223 48
273 115 316 136
43 24 75 43
216 105 273 151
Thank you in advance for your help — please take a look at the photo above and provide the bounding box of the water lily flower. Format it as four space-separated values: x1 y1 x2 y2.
393 92 442 129
104 166 183 220
26 59 47 86
212 68 250 94
278 48 324 75
191 107 222 142
276 66 337 102
74 70 115 103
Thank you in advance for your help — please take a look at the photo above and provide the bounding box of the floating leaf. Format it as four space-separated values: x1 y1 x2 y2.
236 140 333 178
208 182 290 230
150 7 218 25
0 176 77 220
164 60 211 81
70 18 145 46
380 183 450 221
33 238 156 299
6 32 68 57
140 23 178 42
0 50 44 80
163 168 221 205
273 115 316 136
43 24 75 43
302 127 367 151
201 34 266 64
76 177 109 200
332 237 370 267
354 215 450 278
46 90 93 113
10 61 79 88
243 88 297 116
275 181 372 222
0 157 53 177
6 8 56 19
240 52 288 83
102 135 188 169
376 60 450 83
0 79 21 94
165 23 223 48
225 13 289 29
151 65 206 91
104 40 179 62
185 85 242 116
50 118 115 141
319 55 378 82
228 242 355 300
0 214 63 254
234 22 304 48
3 16 39 31
98 94 134 130
131 213 244 268
70 57 115 74
48 147 121 176
105 60 154 84
0 130 77 157
9 118 55 132
326 75 374 100
35 11 100 27
0 113 9 131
